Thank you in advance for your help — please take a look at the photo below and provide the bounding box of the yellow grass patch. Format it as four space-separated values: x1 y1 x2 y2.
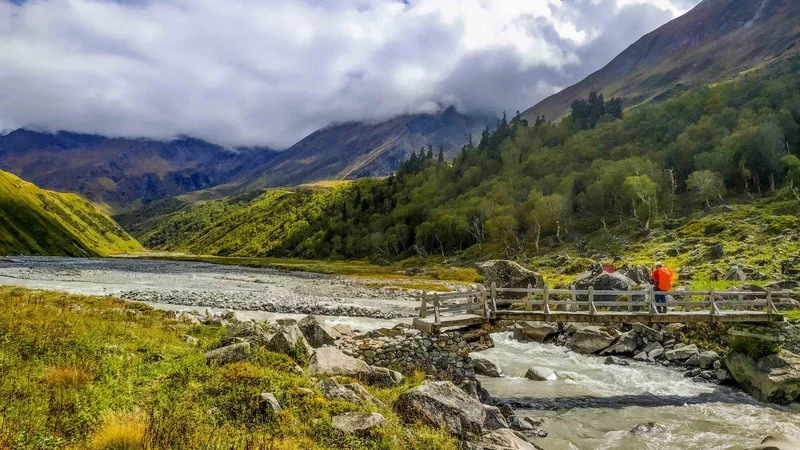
42 365 91 388
90 411 145 450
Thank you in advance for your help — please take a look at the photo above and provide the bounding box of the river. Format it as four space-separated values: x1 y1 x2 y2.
1 256 798 449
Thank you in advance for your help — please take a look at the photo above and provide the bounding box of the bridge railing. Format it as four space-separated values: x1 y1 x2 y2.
415 287 486 324
487 282 793 317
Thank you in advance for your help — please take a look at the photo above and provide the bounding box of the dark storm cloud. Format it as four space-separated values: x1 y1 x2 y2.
0 0 701 147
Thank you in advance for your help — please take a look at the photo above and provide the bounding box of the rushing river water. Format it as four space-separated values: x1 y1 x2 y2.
1 257 798 449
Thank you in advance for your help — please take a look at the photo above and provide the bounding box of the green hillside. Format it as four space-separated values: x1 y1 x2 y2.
119 58 800 278
0 169 143 256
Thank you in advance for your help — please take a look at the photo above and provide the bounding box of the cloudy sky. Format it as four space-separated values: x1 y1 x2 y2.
0 0 700 148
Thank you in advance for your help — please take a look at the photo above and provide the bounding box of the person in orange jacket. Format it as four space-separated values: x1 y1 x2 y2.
650 262 674 313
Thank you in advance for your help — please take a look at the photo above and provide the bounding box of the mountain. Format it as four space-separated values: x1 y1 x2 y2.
0 129 280 212
522 0 800 122
0 169 143 256
225 107 493 192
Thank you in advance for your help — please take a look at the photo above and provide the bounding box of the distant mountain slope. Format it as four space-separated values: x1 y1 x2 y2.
0 129 279 212
523 0 800 122
232 107 493 191
0 169 143 256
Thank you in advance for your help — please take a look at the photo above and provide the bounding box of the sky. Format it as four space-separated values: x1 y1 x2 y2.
0 0 701 148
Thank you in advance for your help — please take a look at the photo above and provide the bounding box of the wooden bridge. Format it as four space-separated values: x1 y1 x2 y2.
412 283 790 333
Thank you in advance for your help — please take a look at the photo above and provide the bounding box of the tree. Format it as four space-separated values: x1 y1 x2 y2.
529 194 568 250
437 146 445 164
687 170 725 207
622 175 658 227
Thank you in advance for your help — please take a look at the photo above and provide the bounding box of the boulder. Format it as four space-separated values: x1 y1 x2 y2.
648 348 665 360
331 324 353 336
513 322 559 343
571 268 638 301
307 347 372 379
225 322 271 347
633 351 648 361
643 342 664 354
569 327 617 354
600 331 641 355
765 280 799 291
344 382 385 407
524 367 557 381
315 378 364 404
725 350 800 404
298 315 337 348
476 260 544 298
723 266 747 281
265 324 312 360
665 344 699 361
748 434 800 450
632 323 663 342
473 358 504 378
684 354 700 367
617 264 650 285
394 381 486 437
331 412 386 435
476 428 540 450
365 366 404 388
508 415 535 431
604 356 629 366
255 392 282 413
205 342 250 365
483 405 509 431
629 422 663 435
698 351 719 369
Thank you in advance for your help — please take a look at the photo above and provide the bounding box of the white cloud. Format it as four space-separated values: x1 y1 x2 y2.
0 0 699 147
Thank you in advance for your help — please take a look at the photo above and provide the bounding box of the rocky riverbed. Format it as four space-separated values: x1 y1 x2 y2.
0 256 428 319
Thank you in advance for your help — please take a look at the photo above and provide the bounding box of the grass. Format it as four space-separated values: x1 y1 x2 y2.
0 286 458 450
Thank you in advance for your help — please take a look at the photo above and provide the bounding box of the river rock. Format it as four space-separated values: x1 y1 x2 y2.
394 381 486 437
604 356 629 366
483 405 509 431
633 351 648 361
205 342 250 365
665 344 698 361
617 264 650 285
643 342 663 354
601 331 641 355
629 422 663 435
476 428 540 450
331 412 386 435
255 392 282 413
315 378 364 404
476 260 545 298
725 350 800 404
473 358 504 377
649 348 665 360
508 415 535 431
569 327 617 354
366 366 404 388
266 324 312 360
698 351 719 369
298 315 337 348
632 323 663 342
684 354 700 367
513 321 559 343
748 434 800 450
525 367 557 381
307 347 371 379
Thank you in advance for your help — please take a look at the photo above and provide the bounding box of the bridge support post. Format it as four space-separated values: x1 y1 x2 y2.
648 285 658 315
420 293 427 318
543 286 551 315
490 282 497 318
480 285 489 318
766 288 778 315
526 284 533 311
588 287 597 315
710 288 720 316
433 293 440 325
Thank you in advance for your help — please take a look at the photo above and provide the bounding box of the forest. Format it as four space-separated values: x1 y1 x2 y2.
121 58 800 264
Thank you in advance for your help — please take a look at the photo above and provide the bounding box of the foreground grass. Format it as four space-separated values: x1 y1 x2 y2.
0 286 457 450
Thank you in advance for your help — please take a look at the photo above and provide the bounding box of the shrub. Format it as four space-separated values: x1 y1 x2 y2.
90 411 145 450
729 336 782 360
42 365 91 388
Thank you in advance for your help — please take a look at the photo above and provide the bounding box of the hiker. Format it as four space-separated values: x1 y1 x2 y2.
650 262 674 313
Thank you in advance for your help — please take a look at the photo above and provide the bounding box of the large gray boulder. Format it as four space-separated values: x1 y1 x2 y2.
205 342 250 365
476 428 540 450
332 412 386 435
664 344 699 361
600 331 641 356
483 406 509 431
265 324 312 360
723 266 747 281
224 322 271 347
477 260 544 298
298 315 338 348
569 327 617 354
307 347 402 387
617 264 650 285
513 322 559 343
315 378 364 404
725 350 800 404
394 381 486 437
571 268 638 301
473 358 504 377
524 367 557 381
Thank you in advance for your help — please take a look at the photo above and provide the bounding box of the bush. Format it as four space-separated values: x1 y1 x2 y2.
729 336 782 360
90 412 145 450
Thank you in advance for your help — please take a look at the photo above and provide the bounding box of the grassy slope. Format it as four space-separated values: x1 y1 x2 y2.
0 170 143 256
0 286 457 450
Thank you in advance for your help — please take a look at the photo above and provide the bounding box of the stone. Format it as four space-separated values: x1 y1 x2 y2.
604 356 629 366
307 347 372 379
205 342 250 365
331 412 386 435
571 268 638 301
266 324 312 360
629 422 663 435
476 428 540 450
508 415 535 431
725 350 800 404
748 434 800 450
617 264 650 285
513 321 559 343
665 344 699 361
698 351 719 369
662 323 685 336
569 327 617 354
365 366 404 388
315 378 364 404
225 322 270 346
298 315 337 348
483 405 509 431
394 381 486 436
525 367 557 381
723 266 747 281
183 335 199 346
255 392 282 413
633 351 648 361
684 354 700 367
765 280 799 291
632 323 663 342
344 382 385 407
649 348 665 360
643 342 664 354
331 324 353 336
473 358 504 377
499 404 515 418
600 331 641 355
476 260 545 297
